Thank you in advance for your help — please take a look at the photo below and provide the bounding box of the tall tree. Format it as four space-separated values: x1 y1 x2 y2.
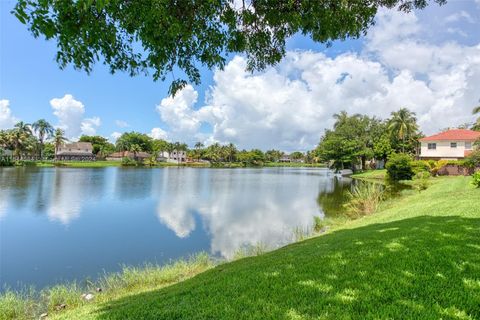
333 111 349 129
14 121 32 135
473 106 480 131
129 144 142 161
388 108 419 153
53 128 68 159
32 119 54 159
116 132 153 152
13 0 445 95
79 135 115 155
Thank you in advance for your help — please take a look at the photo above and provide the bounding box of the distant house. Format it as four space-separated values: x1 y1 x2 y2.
168 150 187 163
56 142 95 161
156 151 170 162
279 155 291 162
419 129 480 160
106 151 151 161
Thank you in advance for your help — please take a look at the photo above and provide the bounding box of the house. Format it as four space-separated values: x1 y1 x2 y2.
156 151 170 162
419 129 480 160
56 142 96 161
167 150 187 163
106 151 151 161
279 155 291 162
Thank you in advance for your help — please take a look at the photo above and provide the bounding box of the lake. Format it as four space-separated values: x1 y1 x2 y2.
0 167 352 290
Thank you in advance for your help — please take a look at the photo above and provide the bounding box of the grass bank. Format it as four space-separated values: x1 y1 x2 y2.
2 176 479 320
351 169 387 180
21 161 208 168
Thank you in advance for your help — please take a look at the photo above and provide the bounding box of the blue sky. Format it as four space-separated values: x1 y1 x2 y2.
1 0 479 151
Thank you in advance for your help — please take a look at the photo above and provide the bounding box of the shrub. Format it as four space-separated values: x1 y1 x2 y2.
386 153 414 181
344 182 385 218
143 156 157 167
14 160 37 167
0 156 14 166
472 171 480 188
411 160 431 174
313 216 325 233
412 171 431 191
464 150 480 169
121 157 138 166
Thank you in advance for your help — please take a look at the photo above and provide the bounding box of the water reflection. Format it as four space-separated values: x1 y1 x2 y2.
154 168 326 258
1 167 352 288
317 177 353 217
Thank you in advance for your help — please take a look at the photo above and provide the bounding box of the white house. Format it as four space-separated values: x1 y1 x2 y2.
167 150 187 163
156 150 187 163
419 129 480 160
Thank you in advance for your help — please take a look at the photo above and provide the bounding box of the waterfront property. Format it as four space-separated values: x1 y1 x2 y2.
106 151 152 161
167 150 187 163
419 129 480 160
156 150 187 163
55 142 95 161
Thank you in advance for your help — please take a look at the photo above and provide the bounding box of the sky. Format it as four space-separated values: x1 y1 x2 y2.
1 1 480 152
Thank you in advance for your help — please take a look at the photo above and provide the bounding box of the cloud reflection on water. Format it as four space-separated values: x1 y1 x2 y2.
155 168 329 258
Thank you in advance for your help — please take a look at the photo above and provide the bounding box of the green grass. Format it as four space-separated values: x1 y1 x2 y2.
351 169 387 180
0 254 213 320
2 176 479 320
263 162 327 167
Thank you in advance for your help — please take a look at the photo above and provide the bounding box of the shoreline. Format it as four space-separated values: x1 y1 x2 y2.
1 161 327 169
2 176 477 319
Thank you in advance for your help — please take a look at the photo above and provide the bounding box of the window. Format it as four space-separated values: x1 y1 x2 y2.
450 142 457 148
465 142 472 150
427 143 436 150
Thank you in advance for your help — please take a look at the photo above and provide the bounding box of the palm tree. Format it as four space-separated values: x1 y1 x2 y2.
14 121 32 135
388 108 418 153
129 144 142 161
333 111 348 129
226 143 237 162
473 106 480 132
32 119 54 159
194 142 204 150
53 128 68 160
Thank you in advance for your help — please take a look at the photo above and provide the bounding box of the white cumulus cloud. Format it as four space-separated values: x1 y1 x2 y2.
149 127 168 140
0 100 18 129
155 85 201 142
151 8 479 151
50 94 101 139
110 131 122 142
115 120 130 128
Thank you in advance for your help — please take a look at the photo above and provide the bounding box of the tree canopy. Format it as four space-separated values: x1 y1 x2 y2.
13 0 445 95
315 109 421 170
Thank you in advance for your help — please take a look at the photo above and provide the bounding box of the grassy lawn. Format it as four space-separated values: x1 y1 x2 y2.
263 162 327 167
2 176 479 320
351 169 387 180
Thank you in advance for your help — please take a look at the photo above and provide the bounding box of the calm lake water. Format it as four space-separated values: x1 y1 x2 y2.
0 167 352 290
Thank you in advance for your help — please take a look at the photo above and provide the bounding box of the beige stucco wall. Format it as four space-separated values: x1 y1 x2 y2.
420 140 473 159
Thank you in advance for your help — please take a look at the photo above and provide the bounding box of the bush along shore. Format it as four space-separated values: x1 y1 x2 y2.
2 160 326 169
1 176 479 320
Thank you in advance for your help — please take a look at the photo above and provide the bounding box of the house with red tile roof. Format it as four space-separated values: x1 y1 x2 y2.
419 129 480 160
